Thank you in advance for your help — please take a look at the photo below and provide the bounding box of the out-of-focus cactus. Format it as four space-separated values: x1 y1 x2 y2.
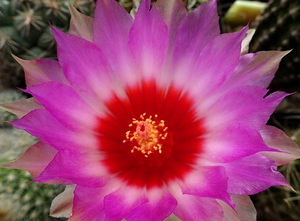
0 89 26 127
250 0 300 92
0 0 95 90
0 0 95 61
0 89 66 220
0 127 66 221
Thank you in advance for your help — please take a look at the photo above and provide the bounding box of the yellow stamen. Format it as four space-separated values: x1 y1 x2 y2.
123 114 168 158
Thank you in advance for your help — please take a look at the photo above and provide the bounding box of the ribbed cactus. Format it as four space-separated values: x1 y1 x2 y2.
0 89 26 127
0 0 95 61
250 0 300 92
0 89 66 221
0 0 95 90
0 127 66 221
0 167 66 221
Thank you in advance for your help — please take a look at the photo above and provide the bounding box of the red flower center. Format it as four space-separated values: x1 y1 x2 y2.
96 81 205 189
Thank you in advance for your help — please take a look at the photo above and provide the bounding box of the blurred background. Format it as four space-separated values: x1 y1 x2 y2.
0 0 299 220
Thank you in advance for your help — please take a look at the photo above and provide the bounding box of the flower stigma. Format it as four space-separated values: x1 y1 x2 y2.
123 113 168 158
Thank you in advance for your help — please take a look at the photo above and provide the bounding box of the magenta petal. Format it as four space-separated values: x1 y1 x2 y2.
188 28 248 96
179 166 233 206
174 195 224 221
223 154 290 195
1 141 57 178
171 27 248 99
14 56 67 86
204 86 287 131
172 0 219 64
35 59 69 84
93 0 132 48
260 125 300 165
155 0 187 54
52 28 114 106
204 124 276 163
125 190 177 221
93 0 133 77
26 82 99 132
128 0 168 80
218 195 257 221
12 109 98 152
225 51 289 89
104 188 148 220
69 185 108 221
34 150 108 187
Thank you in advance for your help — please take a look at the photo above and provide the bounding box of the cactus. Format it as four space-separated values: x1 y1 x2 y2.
0 127 66 221
0 0 95 61
250 0 300 93
0 89 27 127
0 89 66 220
0 0 95 90
0 168 66 221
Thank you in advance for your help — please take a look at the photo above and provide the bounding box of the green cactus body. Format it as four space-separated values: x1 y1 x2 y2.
0 127 66 221
0 168 66 221
0 0 95 61
0 0 95 90
0 90 66 220
0 89 26 127
250 0 300 92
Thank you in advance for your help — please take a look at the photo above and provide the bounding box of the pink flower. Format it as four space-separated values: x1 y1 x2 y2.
2 0 300 220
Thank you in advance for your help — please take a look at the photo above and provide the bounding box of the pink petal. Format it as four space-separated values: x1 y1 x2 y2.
203 124 276 163
224 51 289 90
218 195 257 221
125 190 177 221
174 195 224 221
52 28 114 107
171 0 219 66
50 185 75 218
260 125 300 165
13 56 67 86
1 141 57 178
0 97 42 119
203 86 287 131
11 109 98 152
104 187 148 220
173 27 248 99
128 0 168 80
155 0 187 55
26 82 99 132
69 5 93 42
192 27 247 93
179 166 233 206
34 149 108 187
223 154 291 195
69 183 119 221
93 0 134 81
35 58 69 84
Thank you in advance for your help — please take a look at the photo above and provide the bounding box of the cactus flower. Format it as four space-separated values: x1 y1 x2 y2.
1 0 300 220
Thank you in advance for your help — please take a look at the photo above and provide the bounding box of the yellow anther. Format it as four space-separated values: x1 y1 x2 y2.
124 114 168 158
